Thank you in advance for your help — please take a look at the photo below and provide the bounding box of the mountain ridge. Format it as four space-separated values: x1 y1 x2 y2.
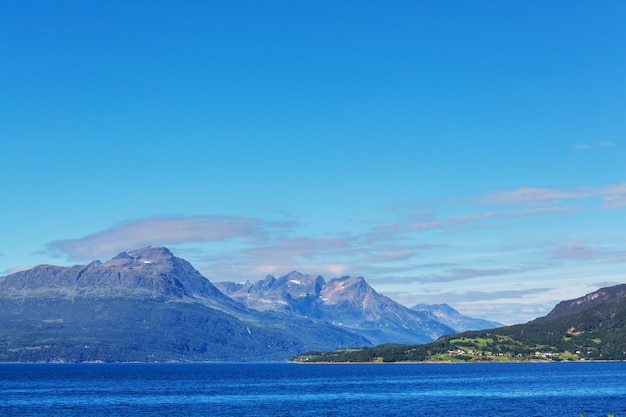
0 246 508 362
534 283 626 322
215 272 496 345
0 247 369 362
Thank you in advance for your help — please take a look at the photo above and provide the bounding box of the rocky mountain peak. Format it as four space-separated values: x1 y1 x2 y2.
321 276 371 305
104 247 175 268
215 271 499 345
0 247 228 303
412 303 457 315
0 249 371 362
262 274 277 287
275 271 324 290
129 246 174 259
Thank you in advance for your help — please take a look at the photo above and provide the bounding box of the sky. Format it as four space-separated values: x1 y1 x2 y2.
1 1 625 324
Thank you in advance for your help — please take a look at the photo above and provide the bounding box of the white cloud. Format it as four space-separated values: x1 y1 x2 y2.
572 141 616 151
242 237 353 260
374 215 445 234
386 287 555 324
482 187 587 206
480 182 626 210
47 215 290 261
592 183 626 209
38 179 626 325
550 239 626 262
414 267 521 283
449 206 577 225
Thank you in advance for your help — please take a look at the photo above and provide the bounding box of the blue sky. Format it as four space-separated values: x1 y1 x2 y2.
2 1 625 324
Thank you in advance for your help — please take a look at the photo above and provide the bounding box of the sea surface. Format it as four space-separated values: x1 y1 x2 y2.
1 362 625 416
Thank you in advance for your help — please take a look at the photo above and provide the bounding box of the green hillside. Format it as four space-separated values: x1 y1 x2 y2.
292 284 626 363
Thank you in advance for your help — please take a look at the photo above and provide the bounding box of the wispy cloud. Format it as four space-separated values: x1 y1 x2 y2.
449 212 497 223
409 287 553 304
199 234 445 281
550 239 626 263
482 187 587 206
592 183 626 209
41 180 626 303
593 280 625 289
242 237 353 261
449 206 577 225
47 215 291 261
375 214 445 234
481 182 626 210
44 210 452 282
373 204 579 241
573 141 615 150
415 267 520 283
385 287 555 323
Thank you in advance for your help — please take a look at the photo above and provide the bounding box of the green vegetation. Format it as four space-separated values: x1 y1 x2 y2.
291 296 626 363
449 337 493 347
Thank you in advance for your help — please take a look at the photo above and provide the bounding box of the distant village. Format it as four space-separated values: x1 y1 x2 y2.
445 348 586 361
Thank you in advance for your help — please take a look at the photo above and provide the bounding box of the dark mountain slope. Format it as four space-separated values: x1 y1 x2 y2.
0 298 297 362
535 283 626 322
0 248 368 362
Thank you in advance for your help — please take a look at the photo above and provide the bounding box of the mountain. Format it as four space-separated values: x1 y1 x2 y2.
215 272 326 317
534 283 626 322
1 247 236 308
0 247 368 362
411 303 502 332
216 271 459 345
292 283 626 363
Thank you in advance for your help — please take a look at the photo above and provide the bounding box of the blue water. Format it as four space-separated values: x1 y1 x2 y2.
0 362 625 416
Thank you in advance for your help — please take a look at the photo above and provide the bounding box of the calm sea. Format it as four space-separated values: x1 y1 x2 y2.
0 362 624 416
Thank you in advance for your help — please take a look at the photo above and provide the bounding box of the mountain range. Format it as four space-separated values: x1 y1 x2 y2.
0 247 367 362
293 282 626 362
215 272 499 345
0 247 497 362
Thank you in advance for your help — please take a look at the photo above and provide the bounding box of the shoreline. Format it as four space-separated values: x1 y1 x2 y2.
291 359 626 365
0 358 624 365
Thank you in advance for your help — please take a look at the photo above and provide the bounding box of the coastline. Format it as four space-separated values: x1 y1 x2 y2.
291 359 626 365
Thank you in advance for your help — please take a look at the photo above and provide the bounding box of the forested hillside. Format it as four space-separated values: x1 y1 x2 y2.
292 283 626 363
